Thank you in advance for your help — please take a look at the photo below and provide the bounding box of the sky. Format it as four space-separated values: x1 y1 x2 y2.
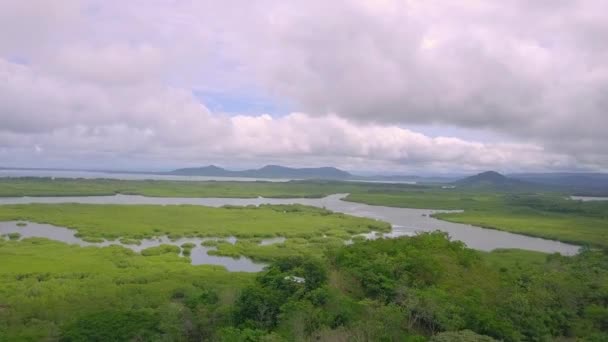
1 0 607 174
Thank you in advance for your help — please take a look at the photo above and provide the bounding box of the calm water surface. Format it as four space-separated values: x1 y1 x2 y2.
570 196 608 201
0 194 580 257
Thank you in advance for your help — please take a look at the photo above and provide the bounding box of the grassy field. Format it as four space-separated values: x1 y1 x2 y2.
0 203 389 242
0 177 421 198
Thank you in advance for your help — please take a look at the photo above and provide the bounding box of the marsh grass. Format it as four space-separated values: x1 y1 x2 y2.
0 203 388 244
119 238 141 245
141 244 181 256
0 177 422 198
7 232 21 240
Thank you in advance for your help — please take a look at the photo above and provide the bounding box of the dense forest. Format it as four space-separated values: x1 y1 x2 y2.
33 233 605 341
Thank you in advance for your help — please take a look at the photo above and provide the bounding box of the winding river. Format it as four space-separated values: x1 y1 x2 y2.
0 194 579 255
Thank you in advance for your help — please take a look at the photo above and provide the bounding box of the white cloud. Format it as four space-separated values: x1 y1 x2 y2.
0 57 577 172
0 1 606 172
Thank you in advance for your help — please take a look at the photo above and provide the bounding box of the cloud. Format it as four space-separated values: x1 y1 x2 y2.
237 1 608 146
0 57 576 172
0 1 606 172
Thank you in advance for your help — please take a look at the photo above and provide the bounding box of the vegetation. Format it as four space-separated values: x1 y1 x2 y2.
0 177 421 198
7 232 21 240
321 233 608 341
0 238 252 341
1 177 607 340
347 190 608 247
4 177 605 247
4 233 604 341
118 238 141 245
0 203 389 242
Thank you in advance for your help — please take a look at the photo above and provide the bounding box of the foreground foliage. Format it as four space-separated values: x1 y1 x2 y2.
1 233 606 341
0 238 252 341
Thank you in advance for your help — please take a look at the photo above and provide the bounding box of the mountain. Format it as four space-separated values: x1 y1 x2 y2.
509 172 608 195
353 174 461 184
170 165 235 177
454 171 530 189
169 165 352 179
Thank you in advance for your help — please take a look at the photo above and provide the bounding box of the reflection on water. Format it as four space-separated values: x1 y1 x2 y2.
570 196 608 202
0 194 581 258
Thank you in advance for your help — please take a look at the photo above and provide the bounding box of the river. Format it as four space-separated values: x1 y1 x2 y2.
0 193 579 257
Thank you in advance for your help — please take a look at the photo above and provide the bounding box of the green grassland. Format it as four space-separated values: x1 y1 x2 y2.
0 203 389 241
346 190 608 248
0 177 420 198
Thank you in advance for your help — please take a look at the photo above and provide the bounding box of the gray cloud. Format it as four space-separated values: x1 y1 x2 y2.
0 1 606 172
238 1 608 142
0 54 579 173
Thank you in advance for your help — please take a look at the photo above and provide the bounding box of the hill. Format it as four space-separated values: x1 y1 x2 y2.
169 165 352 179
454 171 531 189
510 172 608 196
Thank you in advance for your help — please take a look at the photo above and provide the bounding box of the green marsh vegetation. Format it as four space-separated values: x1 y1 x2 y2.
3 233 605 341
7 232 21 240
346 190 608 247
0 177 416 198
3 177 607 248
0 238 252 341
0 203 389 242
0 202 390 262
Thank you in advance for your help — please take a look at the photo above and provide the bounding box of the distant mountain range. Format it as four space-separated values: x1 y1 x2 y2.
168 165 460 183
509 172 608 195
3 165 608 194
169 165 352 179
164 166 608 194
451 170 608 195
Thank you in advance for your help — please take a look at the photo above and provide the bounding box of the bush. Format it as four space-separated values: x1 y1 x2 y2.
8 232 21 240
430 330 498 342
141 244 180 256
60 310 161 341
82 236 105 243
181 242 196 249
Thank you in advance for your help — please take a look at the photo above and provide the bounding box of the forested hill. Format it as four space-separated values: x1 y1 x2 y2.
454 171 534 190
168 165 352 179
